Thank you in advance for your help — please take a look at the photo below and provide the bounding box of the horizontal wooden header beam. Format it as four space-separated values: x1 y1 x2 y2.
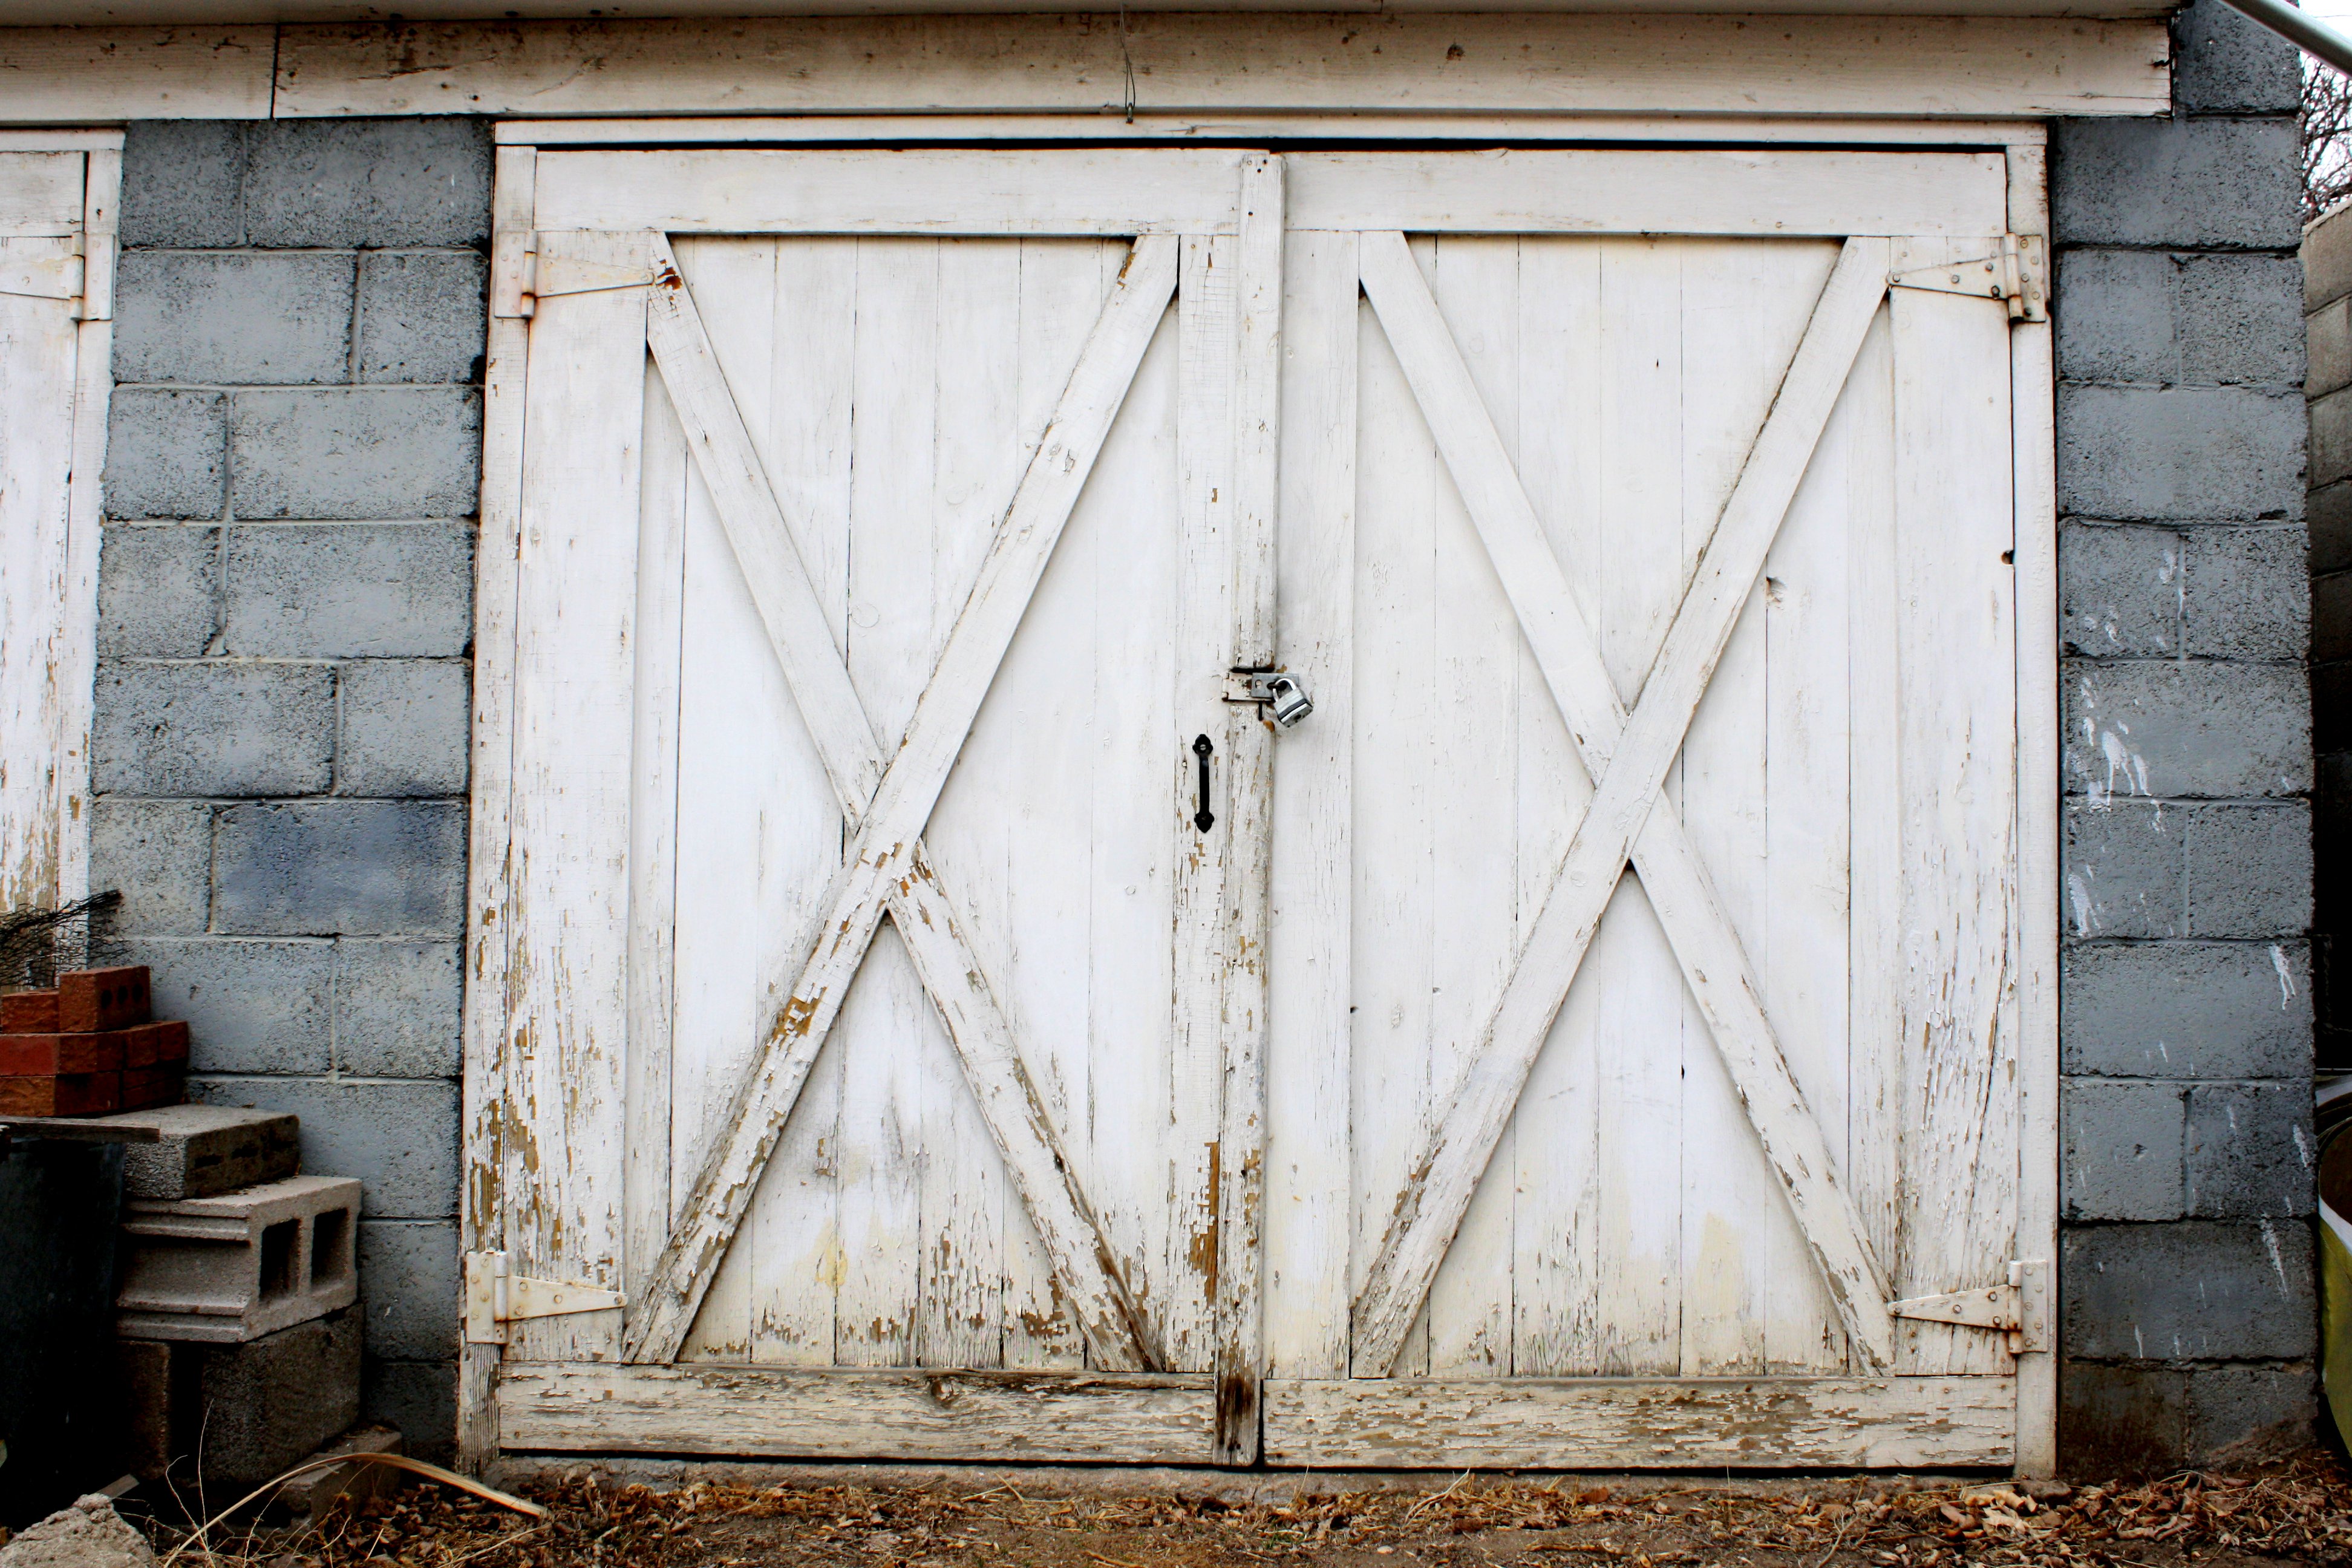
0 13 2169 125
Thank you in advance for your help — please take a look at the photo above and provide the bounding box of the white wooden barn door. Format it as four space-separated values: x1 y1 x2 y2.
467 143 2053 1471
1258 150 2048 1469
468 149 1282 1465
0 144 114 921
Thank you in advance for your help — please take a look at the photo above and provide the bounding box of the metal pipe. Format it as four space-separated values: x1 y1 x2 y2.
2218 0 2352 77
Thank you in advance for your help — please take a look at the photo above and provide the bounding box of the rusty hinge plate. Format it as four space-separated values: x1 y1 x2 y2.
463 1250 625 1345
1889 1259 2048 1353
1889 235 2047 324
491 232 658 319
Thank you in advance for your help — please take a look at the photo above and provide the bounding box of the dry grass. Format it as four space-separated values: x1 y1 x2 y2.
136 1453 2352 1568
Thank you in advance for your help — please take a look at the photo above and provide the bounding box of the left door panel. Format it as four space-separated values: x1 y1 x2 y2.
0 143 116 926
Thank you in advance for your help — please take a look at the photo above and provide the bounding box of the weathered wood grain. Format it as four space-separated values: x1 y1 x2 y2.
498 1364 1214 1462
1262 1376 2015 1469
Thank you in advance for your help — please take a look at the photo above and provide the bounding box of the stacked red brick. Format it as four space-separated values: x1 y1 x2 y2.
0 966 189 1116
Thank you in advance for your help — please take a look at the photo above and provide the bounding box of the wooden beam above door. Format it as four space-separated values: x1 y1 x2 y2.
0 13 2167 124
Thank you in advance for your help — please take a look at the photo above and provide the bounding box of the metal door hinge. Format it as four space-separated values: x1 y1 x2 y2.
463 1250 624 1345
1223 669 1314 728
1889 1259 2048 1353
1890 235 2048 323
492 232 658 319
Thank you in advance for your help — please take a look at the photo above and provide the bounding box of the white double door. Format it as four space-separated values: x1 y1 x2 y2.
469 143 2041 1470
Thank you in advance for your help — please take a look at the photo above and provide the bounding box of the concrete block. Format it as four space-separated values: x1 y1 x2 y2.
2061 1077 2184 1221
2186 802 2312 938
2172 0 2302 113
117 1174 361 1344
2184 524 2309 659
117 1307 362 1492
357 1218 459 1360
213 802 467 938
97 1103 301 1200
2312 382 2352 490
338 661 471 797
93 660 335 798
2061 659 2308 801
244 119 491 249
191 1076 459 1220
363 1359 456 1461
2307 479 2352 573
2060 1360 2187 1477
2178 255 2305 387
2062 1220 2315 1361
2064 799 2184 940
2058 385 2304 521
108 938 333 1077
2313 203 2352 310
2186 1081 2316 1218
2050 115 2302 250
2059 522 2179 657
103 389 226 521
357 251 489 384
98 524 219 658
2062 940 2311 1079
120 121 246 249
334 941 461 1078
229 389 483 523
223 521 475 658
2056 249 2177 387
2184 1363 2318 1463
2310 293 2352 401
114 251 355 387
89 800 212 936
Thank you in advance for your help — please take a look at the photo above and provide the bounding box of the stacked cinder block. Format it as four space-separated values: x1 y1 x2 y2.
2051 0 2316 1472
0 966 189 1116
94 117 489 1459
100 1102 367 1490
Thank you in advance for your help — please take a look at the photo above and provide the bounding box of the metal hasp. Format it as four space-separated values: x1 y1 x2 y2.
1223 669 1315 728
463 1250 625 1345
1889 235 2047 323
1887 1259 2050 1355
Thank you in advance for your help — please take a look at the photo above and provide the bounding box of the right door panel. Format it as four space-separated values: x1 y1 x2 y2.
1261 152 2027 1468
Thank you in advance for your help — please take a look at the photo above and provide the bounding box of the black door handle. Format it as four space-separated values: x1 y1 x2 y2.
1192 734 1215 832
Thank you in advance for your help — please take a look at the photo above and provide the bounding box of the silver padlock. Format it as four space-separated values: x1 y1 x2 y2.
1223 669 1314 729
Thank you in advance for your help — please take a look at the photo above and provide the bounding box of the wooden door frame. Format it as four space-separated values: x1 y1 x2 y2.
463 124 2058 1480
0 131 119 926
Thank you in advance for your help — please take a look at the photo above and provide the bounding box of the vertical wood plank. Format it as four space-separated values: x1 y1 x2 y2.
1351 267 1440 1379
1264 227 1356 1384
56 146 116 909
1889 275 2020 1377
501 228 650 1365
745 234 860 1368
0 239 82 919
1592 239 1684 1378
997 238 1121 1371
459 145 534 1470
1213 154 1282 1462
1509 235 1604 1377
625 354 688 1314
835 235 944 1369
1423 234 1521 1379
917 236 1025 1370
1170 232 1238 1379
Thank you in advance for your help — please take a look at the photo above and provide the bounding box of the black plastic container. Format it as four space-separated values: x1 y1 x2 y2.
0 1131 126 1527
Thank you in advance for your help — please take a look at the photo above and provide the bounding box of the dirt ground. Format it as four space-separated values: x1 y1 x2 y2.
114 1453 2352 1568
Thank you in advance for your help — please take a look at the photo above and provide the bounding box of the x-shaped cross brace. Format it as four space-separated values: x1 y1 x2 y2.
1348 233 1901 1373
623 234 1182 1369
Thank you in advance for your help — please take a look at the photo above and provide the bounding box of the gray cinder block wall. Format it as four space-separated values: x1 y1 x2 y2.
2052 0 2318 1472
94 119 489 1458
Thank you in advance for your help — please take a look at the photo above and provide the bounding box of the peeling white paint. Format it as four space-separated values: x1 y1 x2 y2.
2272 944 2298 1008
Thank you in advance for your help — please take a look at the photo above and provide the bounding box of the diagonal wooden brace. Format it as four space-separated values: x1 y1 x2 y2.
1348 232 1897 1374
